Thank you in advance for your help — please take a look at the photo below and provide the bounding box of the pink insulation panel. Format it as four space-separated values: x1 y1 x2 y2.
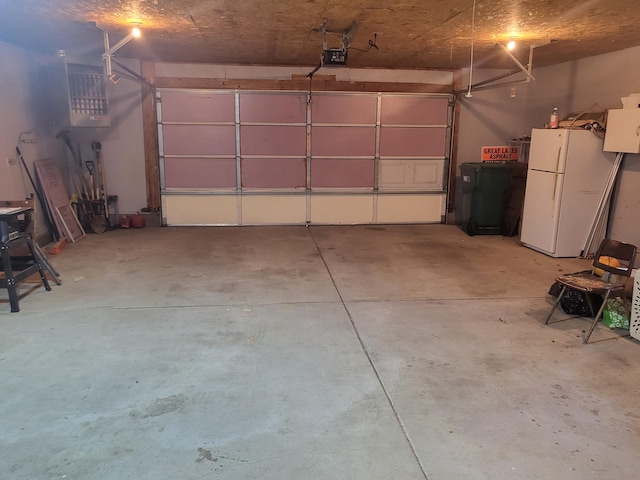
161 91 235 123
240 126 306 156
240 93 307 123
381 96 448 125
241 158 306 188
311 127 376 156
164 157 237 188
162 125 236 156
379 127 447 157
311 159 374 187
311 95 377 124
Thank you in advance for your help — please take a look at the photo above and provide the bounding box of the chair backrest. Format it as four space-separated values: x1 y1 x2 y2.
592 238 637 277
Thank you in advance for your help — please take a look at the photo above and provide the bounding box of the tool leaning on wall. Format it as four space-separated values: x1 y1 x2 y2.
56 131 113 234
91 141 111 230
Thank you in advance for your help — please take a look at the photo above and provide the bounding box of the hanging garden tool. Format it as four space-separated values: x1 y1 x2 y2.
85 160 96 200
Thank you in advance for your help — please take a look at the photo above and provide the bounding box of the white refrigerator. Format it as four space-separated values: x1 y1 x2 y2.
520 128 615 257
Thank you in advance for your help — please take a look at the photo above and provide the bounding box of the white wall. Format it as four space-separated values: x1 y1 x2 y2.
0 41 147 247
78 59 148 215
455 68 530 165
574 47 640 246
0 41 56 242
50 56 148 217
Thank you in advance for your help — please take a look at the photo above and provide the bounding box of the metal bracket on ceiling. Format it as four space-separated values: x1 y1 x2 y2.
314 20 357 53
498 43 536 81
101 26 141 82
460 41 552 95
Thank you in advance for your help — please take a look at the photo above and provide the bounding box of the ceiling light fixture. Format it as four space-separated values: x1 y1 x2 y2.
102 25 142 77
507 39 516 51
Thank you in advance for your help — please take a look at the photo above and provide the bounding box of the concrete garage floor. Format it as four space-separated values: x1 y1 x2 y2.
2 224 640 479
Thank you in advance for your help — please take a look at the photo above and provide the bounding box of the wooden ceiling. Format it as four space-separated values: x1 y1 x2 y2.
0 0 639 71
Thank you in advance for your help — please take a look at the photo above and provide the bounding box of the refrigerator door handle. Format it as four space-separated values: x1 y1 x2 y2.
554 147 562 172
552 173 558 201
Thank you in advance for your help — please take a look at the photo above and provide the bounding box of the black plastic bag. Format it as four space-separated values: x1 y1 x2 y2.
548 281 603 317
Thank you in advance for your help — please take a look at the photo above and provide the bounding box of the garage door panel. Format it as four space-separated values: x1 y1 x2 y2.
311 95 377 124
241 158 306 188
379 159 444 190
242 196 306 224
163 195 238 225
311 127 375 156
379 127 447 157
310 195 373 224
376 195 444 223
240 93 307 123
311 159 374 188
161 91 235 123
240 126 306 156
164 157 237 189
381 96 448 125
163 124 236 155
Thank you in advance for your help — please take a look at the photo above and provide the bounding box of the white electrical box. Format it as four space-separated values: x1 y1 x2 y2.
603 108 640 153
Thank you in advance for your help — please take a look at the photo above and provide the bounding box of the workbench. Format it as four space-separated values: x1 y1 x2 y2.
0 206 51 312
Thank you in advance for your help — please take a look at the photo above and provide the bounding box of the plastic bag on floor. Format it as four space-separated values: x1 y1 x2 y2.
602 298 630 329
548 281 603 317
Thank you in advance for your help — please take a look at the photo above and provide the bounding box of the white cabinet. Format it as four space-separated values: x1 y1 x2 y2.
604 109 640 153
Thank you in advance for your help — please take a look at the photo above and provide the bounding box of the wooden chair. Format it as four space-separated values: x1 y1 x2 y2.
545 238 637 343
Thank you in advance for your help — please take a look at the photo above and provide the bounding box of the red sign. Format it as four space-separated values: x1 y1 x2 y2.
481 146 520 162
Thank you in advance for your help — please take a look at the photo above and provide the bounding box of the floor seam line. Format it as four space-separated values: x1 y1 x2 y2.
307 226 430 480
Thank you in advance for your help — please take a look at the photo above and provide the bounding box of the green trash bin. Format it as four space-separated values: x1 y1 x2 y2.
459 162 512 236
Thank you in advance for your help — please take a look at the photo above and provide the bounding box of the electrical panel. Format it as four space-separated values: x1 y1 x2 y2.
50 58 110 128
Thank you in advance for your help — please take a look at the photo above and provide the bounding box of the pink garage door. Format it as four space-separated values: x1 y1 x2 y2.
160 90 450 195
311 158 374 188
161 91 235 123
163 125 236 156
380 96 448 125
240 93 307 123
379 96 448 158
240 126 306 156
311 95 377 124
379 127 447 157
164 157 236 189
241 158 306 188
311 127 376 157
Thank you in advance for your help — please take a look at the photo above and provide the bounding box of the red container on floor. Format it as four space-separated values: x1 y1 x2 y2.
131 213 145 228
